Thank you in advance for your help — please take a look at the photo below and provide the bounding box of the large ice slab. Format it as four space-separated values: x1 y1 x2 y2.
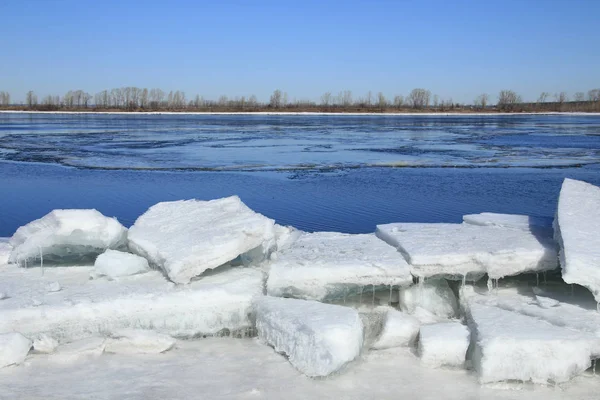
554 178 600 302
94 250 150 279
254 296 363 377
0 333 31 368
418 322 469 368
9 210 127 267
0 263 264 342
463 212 553 233
266 232 412 301
465 301 600 384
376 223 557 280
128 196 275 284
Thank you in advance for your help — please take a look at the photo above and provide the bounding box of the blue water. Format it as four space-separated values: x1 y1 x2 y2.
1 113 600 236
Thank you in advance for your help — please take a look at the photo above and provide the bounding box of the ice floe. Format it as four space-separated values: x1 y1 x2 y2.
371 308 420 350
376 223 558 280
463 212 553 232
128 196 275 283
418 322 470 368
8 210 127 267
266 232 412 301
554 178 600 302
253 296 363 377
399 278 459 319
94 249 150 279
0 333 31 368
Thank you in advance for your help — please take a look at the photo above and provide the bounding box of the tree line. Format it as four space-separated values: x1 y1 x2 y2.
1 87 599 113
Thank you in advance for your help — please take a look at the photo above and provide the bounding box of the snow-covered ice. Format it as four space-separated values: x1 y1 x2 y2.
418 322 469 368
554 178 600 302
399 278 459 319
266 232 412 301
371 308 420 350
50 337 106 363
105 329 176 354
463 212 553 232
0 237 11 265
0 333 31 368
0 264 264 342
128 196 275 283
8 209 127 267
94 249 150 278
376 223 558 280
32 333 59 354
253 296 363 377
464 301 600 384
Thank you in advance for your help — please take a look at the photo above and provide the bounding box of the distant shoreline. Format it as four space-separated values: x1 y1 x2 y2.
2 110 600 117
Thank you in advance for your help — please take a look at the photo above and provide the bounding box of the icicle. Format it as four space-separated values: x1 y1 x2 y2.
487 277 493 292
343 289 347 305
359 286 363 305
536 273 539 287
39 246 44 276
571 284 575 296
389 285 393 304
593 359 596 375
543 271 547 285
462 275 467 288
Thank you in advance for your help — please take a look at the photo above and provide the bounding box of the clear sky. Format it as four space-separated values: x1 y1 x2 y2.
1 0 598 104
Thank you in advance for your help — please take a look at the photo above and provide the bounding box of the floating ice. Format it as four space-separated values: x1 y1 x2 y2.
8 209 127 267
399 278 459 319
418 322 470 368
105 329 176 354
128 196 275 284
266 232 412 301
554 178 600 302
376 223 557 280
0 264 264 342
50 337 106 363
0 332 31 368
464 301 600 384
462 212 553 232
94 249 150 279
371 308 420 350
32 333 59 354
254 296 363 377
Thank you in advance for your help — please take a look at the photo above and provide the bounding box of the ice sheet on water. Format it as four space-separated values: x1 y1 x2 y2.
371 308 420 350
253 296 363 377
0 263 264 342
554 178 600 302
418 322 469 368
464 301 600 384
266 232 412 301
376 223 557 280
128 196 275 283
8 210 127 267
0 333 31 368
94 249 150 279
399 278 459 319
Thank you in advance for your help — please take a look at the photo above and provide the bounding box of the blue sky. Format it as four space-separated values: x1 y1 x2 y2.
1 0 598 104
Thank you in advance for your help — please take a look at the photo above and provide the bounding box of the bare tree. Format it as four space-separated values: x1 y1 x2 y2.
366 91 372 107
474 93 489 109
497 90 522 111
408 88 431 109
377 92 387 109
433 94 439 108
320 92 332 106
393 95 404 108
270 89 282 108
26 91 38 108
574 92 585 102
588 89 600 102
341 90 352 107
537 92 550 103
0 91 10 106
554 92 568 104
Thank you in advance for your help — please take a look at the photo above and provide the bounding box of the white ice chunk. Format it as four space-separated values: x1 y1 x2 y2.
465 302 600 384
0 237 11 265
51 337 106 363
32 333 59 354
463 212 553 232
418 322 469 368
94 249 150 279
376 223 557 280
267 232 412 301
0 333 31 368
46 281 61 292
399 278 459 319
372 309 420 350
0 265 264 342
9 209 127 266
105 329 176 354
128 196 275 284
254 296 363 377
554 178 600 302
